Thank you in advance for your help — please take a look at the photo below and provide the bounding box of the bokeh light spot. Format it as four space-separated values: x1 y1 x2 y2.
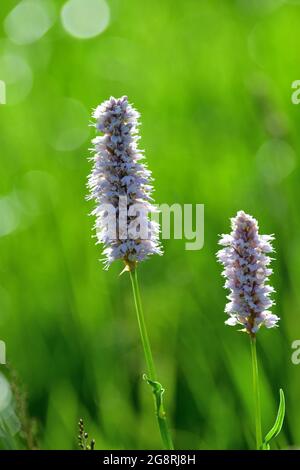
256 139 296 183
49 98 90 151
0 374 11 412
0 53 33 105
4 0 55 46
0 194 21 237
237 0 285 14
60 0 110 39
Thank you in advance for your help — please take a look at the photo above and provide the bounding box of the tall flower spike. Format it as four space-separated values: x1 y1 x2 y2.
88 96 162 269
217 211 279 335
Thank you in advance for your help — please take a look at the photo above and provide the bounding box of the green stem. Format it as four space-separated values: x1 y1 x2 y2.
129 268 174 450
250 336 262 450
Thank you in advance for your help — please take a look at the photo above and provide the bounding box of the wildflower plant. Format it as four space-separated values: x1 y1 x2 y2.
217 211 285 450
78 418 95 450
87 95 161 269
87 96 173 449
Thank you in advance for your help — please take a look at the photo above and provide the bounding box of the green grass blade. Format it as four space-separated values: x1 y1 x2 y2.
262 389 285 449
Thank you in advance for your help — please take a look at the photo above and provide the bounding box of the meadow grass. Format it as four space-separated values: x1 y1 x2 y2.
0 0 299 449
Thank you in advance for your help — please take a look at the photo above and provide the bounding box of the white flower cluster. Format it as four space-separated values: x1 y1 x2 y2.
217 211 279 334
88 96 162 269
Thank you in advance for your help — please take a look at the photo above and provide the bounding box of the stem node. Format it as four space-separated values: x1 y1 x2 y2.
130 269 174 450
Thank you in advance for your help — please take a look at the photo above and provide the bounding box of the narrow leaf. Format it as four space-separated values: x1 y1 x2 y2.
262 388 285 449
143 374 166 419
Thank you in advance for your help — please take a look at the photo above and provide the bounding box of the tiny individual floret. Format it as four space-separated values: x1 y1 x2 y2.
87 96 162 269
217 210 279 335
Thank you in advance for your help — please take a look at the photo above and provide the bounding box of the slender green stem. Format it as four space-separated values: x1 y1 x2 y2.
129 268 174 450
250 336 262 450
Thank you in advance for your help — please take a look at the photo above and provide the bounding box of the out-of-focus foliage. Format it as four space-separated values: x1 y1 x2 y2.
0 0 299 449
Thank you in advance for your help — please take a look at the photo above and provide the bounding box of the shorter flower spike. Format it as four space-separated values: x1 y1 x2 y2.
217 210 279 335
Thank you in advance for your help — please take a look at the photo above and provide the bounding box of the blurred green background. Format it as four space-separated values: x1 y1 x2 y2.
0 0 300 450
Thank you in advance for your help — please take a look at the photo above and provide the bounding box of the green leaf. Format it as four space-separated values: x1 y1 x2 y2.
261 389 285 450
143 374 166 419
